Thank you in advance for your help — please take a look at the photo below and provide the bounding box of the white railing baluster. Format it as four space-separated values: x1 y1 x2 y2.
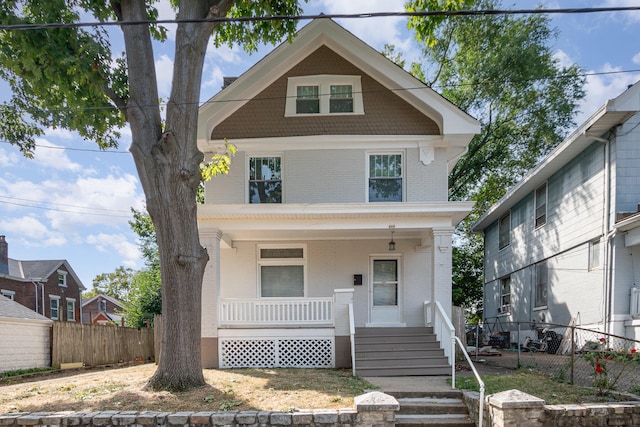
219 297 335 326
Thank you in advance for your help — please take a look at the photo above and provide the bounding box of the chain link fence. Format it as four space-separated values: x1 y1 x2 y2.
464 320 640 395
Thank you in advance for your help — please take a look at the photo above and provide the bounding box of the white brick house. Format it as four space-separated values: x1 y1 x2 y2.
197 18 480 372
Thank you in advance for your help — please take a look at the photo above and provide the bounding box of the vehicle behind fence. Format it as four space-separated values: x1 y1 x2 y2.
466 320 640 395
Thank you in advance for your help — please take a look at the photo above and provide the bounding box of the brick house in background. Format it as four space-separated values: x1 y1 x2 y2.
0 235 85 322
82 294 125 326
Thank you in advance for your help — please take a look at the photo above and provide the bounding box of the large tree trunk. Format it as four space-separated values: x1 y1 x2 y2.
119 0 227 390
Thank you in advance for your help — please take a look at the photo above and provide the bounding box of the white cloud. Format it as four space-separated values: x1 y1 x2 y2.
86 233 141 267
553 49 575 69
202 64 225 92
32 139 82 172
44 127 75 140
0 216 67 247
155 0 178 41
633 52 640 65
602 0 640 23
155 54 174 100
0 146 19 169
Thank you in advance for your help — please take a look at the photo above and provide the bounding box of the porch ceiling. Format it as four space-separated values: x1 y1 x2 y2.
198 202 473 243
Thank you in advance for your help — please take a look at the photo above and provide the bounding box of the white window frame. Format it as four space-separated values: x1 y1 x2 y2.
285 75 363 116
50 295 61 320
1 289 15 300
66 298 76 322
535 182 547 228
589 239 602 270
499 276 511 315
57 270 68 287
498 211 511 250
257 244 307 298
247 153 283 204
366 151 405 202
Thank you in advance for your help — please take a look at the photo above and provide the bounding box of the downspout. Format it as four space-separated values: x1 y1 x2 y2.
41 281 45 316
32 281 39 314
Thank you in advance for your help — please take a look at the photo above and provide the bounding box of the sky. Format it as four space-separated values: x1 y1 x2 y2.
1 0 639 290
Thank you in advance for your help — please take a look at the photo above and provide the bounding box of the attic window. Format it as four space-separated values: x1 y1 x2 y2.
286 75 363 116
58 270 68 287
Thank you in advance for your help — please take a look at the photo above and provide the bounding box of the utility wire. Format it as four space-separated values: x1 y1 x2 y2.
0 195 132 214
1 7 640 31
0 199 133 218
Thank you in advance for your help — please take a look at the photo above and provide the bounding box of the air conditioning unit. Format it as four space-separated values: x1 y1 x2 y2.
498 305 511 314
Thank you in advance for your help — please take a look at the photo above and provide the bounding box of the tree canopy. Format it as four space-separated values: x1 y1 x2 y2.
404 0 585 311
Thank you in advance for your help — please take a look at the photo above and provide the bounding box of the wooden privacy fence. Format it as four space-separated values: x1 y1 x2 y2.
52 322 154 368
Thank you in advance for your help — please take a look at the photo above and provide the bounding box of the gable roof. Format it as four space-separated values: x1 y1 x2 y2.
472 80 640 233
0 296 52 323
198 18 479 165
82 294 124 309
4 258 86 290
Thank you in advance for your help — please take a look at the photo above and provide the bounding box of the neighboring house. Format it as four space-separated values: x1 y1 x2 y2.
472 81 640 343
196 19 480 373
82 294 124 326
0 295 53 373
0 235 85 322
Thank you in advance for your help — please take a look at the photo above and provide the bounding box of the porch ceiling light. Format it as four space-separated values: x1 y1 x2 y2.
388 225 396 251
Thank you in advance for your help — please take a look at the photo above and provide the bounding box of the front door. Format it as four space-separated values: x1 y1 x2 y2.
369 257 401 324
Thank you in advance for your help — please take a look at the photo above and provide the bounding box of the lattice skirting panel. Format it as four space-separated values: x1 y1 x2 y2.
220 337 334 368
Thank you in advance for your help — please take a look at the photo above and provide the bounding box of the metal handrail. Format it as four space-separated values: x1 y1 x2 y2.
348 302 356 376
452 335 485 427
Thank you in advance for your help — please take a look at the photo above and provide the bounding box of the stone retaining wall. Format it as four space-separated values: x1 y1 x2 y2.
463 389 640 427
0 392 399 427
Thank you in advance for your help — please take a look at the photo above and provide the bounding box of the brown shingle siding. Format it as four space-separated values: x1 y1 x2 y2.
211 46 440 140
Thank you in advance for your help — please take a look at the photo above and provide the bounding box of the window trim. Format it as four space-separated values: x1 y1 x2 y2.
1 289 15 300
499 276 511 315
66 298 76 322
534 261 548 308
57 270 68 287
285 75 363 116
247 153 283 204
498 211 511 250
50 295 61 320
535 182 548 228
366 151 405 203
257 244 307 298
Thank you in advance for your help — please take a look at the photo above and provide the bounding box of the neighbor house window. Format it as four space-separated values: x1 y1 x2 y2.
535 261 548 308
249 156 282 203
57 270 67 287
368 153 403 202
67 298 76 322
50 296 60 320
499 276 511 314
499 212 511 249
1 289 15 300
296 85 319 114
535 183 547 228
99 300 107 312
589 239 601 270
258 245 306 297
285 75 363 116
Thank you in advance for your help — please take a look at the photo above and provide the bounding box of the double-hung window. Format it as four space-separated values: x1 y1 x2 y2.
258 245 306 297
67 298 76 322
1 289 15 300
368 153 403 202
249 156 282 203
589 239 601 270
500 277 511 314
330 85 353 113
535 183 547 228
498 212 511 250
535 261 548 308
50 296 60 320
58 270 67 287
296 86 319 114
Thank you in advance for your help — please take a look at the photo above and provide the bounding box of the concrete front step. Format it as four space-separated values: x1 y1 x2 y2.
356 348 445 359
356 355 449 368
397 397 469 415
355 341 441 351
355 326 435 335
355 365 450 376
395 414 475 426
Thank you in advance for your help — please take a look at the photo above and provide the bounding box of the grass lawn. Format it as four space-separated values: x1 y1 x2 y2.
453 369 638 405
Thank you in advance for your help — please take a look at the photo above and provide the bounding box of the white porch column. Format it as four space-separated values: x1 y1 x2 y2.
431 227 454 319
200 229 222 368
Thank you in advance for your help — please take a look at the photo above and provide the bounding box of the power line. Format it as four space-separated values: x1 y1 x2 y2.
0 140 129 153
0 195 132 214
0 199 133 218
1 7 640 31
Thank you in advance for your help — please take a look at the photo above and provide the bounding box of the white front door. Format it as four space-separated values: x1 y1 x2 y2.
369 256 402 324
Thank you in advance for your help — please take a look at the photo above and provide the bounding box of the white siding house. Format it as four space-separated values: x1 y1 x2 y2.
472 81 640 342
0 296 53 373
197 19 480 373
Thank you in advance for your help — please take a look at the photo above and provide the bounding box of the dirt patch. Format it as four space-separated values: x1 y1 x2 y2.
0 364 373 414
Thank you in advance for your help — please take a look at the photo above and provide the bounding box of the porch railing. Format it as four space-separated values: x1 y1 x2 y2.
220 297 334 326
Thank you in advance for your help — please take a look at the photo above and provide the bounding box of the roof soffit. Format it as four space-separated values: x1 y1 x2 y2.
198 19 479 143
